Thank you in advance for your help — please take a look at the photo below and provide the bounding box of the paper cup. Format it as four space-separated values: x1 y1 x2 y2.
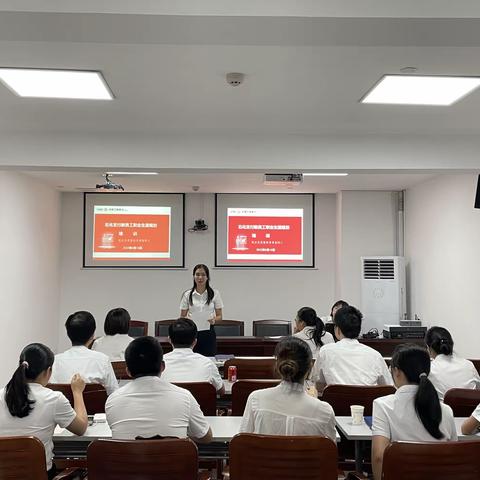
350 405 364 425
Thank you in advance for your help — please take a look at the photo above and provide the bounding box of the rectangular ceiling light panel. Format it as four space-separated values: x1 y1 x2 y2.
0 68 113 100
361 75 480 106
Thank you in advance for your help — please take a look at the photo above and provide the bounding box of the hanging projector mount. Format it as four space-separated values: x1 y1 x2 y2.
96 173 124 191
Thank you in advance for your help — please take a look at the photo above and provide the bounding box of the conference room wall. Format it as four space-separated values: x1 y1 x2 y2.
0 172 61 385
57 190 398 350
57 192 336 349
405 174 480 358
337 190 398 307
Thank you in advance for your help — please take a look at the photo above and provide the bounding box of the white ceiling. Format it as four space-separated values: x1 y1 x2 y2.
0 4 480 181
24 170 436 193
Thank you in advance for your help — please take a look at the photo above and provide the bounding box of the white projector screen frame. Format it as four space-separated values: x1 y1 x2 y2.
83 192 185 268
215 193 315 268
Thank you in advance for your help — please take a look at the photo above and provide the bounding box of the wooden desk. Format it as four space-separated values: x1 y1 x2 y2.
157 336 425 357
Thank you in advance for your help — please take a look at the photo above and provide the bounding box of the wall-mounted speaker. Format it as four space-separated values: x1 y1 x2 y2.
475 175 480 209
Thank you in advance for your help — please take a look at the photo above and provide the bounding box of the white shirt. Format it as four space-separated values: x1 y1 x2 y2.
312 338 393 386
293 327 335 356
50 346 119 395
105 376 210 440
0 384 76 470
180 288 223 331
429 354 480 401
240 381 336 442
372 384 457 442
92 334 134 362
162 348 223 392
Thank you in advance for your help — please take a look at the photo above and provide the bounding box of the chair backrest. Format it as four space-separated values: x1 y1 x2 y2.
443 388 480 417
129 320 148 337
229 433 337 480
321 384 396 416
111 361 129 380
0 436 48 480
224 357 280 380
253 319 292 337
231 379 281 416
47 383 108 414
382 440 480 480
215 319 245 337
155 319 177 337
87 438 198 480
172 382 217 416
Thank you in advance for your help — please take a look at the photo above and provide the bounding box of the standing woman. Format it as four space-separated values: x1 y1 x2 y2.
180 264 223 356
0 343 88 479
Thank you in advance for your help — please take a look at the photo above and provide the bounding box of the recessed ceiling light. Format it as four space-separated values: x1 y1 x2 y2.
106 172 159 176
0 68 113 100
361 74 480 106
303 173 349 176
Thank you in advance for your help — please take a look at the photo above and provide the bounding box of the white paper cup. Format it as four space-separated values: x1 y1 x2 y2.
350 405 364 425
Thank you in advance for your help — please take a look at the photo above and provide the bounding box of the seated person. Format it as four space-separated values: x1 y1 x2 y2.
240 337 336 442
372 344 457 480
293 306 334 356
461 404 480 435
312 305 392 390
92 307 134 361
0 343 87 480
162 318 224 394
50 311 118 395
425 326 480 401
106 336 212 443
322 299 349 324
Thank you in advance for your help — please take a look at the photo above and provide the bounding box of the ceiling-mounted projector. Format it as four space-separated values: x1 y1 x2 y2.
96 173 124 191
264 173 303 186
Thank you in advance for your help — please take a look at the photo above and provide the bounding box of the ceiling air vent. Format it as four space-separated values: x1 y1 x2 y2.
363 258 395 280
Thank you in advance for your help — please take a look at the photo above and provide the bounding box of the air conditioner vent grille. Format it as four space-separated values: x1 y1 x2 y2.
363 259 395 280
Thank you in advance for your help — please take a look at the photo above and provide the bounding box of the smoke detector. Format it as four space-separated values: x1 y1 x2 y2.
96 173 124 191
264 173 303 186
226 72 245 86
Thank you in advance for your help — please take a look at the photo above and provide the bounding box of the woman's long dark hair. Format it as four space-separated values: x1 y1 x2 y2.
275 337 312 384
425 326 454 356
5 343 54 418
188 264 214 306
391 344 443 439
297 307 326 347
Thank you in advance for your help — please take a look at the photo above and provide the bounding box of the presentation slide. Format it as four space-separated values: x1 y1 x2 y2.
84 193 184 268
93 205 171 259
216 194 314 268
227 207 303 261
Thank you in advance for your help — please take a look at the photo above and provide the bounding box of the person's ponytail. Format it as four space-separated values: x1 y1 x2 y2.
312 316 326 348
415 373 444 440
5 362 33 418
296 307 325 348
4 343 54 418
392 344 444 440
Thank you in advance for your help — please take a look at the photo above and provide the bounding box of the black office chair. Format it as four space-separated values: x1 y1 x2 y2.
128 320 148 337
253 319 291 337
215 320 244 337
155 319 177 337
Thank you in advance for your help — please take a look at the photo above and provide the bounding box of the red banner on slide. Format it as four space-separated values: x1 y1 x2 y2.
93 213 170 258
227 215 302 259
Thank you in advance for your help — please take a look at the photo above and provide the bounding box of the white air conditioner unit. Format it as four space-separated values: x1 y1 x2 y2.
360 256 406 334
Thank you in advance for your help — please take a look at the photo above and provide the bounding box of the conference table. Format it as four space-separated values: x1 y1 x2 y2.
335 416 480 473
157 336 426 357
53 416 341 462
